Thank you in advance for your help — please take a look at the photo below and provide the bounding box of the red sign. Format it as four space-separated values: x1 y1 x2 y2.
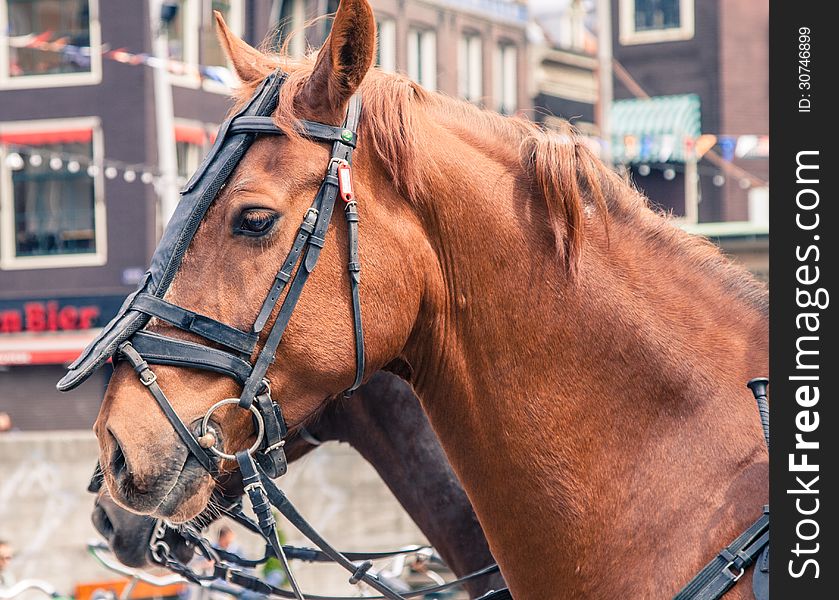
0 301 100 334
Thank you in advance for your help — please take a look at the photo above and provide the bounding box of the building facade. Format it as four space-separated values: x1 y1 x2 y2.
608 0 768 278
609 0 768 227
0 0 528 430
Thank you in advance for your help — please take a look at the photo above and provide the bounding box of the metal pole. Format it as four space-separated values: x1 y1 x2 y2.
149 0 180 232
596 0 613 165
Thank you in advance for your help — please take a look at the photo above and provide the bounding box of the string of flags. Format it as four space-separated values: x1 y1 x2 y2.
7 30 238 87
610 133 769 164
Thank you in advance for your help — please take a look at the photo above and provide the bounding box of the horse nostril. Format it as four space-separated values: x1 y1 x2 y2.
111 436 128 481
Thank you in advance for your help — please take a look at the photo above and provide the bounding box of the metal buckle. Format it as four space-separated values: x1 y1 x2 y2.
264 439 286 453
723 561 745 582
139 370 157 387
304 207 319 223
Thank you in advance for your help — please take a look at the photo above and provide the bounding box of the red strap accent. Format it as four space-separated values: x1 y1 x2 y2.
338 163 354 203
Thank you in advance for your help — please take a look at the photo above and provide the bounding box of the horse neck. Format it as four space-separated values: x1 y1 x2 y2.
312 372 500 594
399 128 768 596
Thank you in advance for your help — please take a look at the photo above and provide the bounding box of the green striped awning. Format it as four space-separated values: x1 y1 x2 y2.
610 94 701 163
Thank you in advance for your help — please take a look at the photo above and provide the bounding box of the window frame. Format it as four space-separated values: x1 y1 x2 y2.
493 41 517 115
0 0 102 89
167 0 243 94
407 26 437 91
0 117 106 270
458 31 483 104
376 16 396 74
619 0 695 45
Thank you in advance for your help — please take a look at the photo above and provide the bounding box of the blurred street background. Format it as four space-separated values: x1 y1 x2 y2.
1 0 767 597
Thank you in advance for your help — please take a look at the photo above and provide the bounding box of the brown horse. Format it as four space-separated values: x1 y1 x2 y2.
95 1 769 597
92 372 502 597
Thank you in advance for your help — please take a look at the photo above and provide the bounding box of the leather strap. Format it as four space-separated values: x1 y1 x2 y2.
229 116 358 147
673 507 769 600
252 203 319 333
129 331 253 383
344 200 364 395
118 342 217 475
238 452 305 599
132 293 257 354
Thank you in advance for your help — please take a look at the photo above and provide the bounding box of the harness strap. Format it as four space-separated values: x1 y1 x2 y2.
239 93 364 409
238 452 305 600
132 293 258 354
129 330 252 383
253 390 288 478
238 454 407 600
673 507 769 600
252 203 319 333
344 201 364 395
118 342 217 475
229 116 358 147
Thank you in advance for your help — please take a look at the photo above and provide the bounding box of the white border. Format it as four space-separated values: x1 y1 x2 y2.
619 0 695 45
0 0 102 89
0 117 107 270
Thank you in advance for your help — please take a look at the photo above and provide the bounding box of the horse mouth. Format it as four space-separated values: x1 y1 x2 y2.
107 428 215 522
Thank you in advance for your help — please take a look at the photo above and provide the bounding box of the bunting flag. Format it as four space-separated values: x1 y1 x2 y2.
623 135 638 160
694 134 718 158
8 31 235 86
718 136 737 162
658 134 675 162
735 135 759 158
640 135 654 161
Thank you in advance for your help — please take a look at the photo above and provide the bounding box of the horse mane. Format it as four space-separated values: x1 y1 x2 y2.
228 52 767 315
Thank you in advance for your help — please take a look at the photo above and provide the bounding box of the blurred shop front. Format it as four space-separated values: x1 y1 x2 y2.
0 295 122 430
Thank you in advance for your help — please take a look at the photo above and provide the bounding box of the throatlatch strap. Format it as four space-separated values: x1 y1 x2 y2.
118 342 216 475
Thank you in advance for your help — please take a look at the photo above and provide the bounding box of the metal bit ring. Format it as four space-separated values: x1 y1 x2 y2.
199 399 265 460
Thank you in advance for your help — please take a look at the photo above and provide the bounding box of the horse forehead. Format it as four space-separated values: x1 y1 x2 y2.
239 135 330 181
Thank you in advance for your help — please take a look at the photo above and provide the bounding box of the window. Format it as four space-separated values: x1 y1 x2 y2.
458 33 482 103
407 28 436 91
1 0 101 88
273 0 305 57
174 121 210 181
376 17 396 73
165 1 243 92
0 119 105 269
202 0 243 67
494 43 517 115
165 0 197 65
619 0 694 45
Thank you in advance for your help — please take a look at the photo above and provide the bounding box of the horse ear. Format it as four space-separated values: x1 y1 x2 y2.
214 10 267 84
301 0 376 117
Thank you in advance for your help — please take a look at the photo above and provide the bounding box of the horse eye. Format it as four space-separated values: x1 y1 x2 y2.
235 210 278 237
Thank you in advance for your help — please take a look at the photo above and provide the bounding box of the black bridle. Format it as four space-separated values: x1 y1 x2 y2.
69 68 507 600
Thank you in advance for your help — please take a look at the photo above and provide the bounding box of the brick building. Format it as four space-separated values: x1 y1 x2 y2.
609 0 768 228
608 0 768 278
